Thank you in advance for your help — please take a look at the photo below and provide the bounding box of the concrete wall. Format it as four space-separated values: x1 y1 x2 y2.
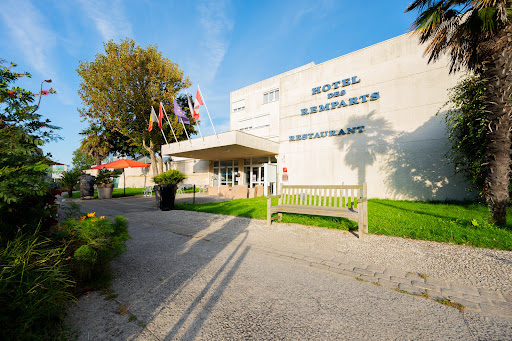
230 63 315 142
277 34 469 200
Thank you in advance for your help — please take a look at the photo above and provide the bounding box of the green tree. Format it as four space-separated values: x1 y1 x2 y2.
0 61 59 240
78 124 113 166
443 75 488 194
406 1 512 225
71 148 95 171
77 38 195 176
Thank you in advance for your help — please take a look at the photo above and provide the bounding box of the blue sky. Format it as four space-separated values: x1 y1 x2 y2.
1 0 417 165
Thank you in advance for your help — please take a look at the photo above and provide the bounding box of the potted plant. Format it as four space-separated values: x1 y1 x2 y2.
95 169 115 199
153 169 186 211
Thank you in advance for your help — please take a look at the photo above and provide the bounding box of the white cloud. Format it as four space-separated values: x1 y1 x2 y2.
0 0 56 76
78 0 133 41
196 0 234 83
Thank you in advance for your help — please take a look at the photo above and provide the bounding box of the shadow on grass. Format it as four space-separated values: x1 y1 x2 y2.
371 199 512 232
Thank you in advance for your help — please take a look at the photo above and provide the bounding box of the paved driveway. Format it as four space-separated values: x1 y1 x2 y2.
66 195 512 340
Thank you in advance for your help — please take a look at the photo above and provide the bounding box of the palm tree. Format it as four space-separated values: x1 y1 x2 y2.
60 170 81 199
406 1 512 225
79 124 112 166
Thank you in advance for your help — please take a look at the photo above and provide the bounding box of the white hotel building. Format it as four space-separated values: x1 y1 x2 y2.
162 34 469 200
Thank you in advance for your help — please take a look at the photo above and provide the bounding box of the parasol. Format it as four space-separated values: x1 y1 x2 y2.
92 159 150 196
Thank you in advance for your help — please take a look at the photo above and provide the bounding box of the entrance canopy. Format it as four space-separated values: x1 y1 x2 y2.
161 130 279 161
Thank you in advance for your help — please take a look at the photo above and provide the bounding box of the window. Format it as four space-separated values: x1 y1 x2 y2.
238 118 253 131
263 89 279 104
233 99 245 112
253 114 270 128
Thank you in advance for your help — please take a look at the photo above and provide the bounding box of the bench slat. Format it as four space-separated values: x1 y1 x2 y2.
281 185 363 190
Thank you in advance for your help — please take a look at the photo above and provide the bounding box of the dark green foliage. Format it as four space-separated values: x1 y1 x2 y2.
0 230 74 340
94 169 116 185
60 169 82 199
442 75 488 195
153 169 186 185
0 61 60 241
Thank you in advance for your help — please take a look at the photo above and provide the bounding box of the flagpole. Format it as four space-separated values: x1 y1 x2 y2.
161 103 180 148
179 117 193 145
152 106 169 145
186 90 205 143
197 85 219 141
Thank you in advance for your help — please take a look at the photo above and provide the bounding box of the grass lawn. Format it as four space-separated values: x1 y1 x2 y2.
64 188 146 199
176 197 512 251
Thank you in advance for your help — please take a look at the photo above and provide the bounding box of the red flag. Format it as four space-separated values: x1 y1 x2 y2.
158 103 164 128
194 88 203 120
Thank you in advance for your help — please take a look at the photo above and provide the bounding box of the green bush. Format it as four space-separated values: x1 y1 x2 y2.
0 230 74 340
94 169 115 186
153 169 186 185
55 212 129 282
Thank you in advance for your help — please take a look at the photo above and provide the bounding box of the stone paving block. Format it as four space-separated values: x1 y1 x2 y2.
377 278 399 289
425 289 446 301
457 293 489 305
303 256 324 263
411 280 438 292
293 259 312 267
446 297 480 310
478 289 506 302
274 250 295 257
330 257 349 264
273 254 295 263
384 268 407 278
479 303 512 319
502 292 512 303
398 283 425 296
357 275 375 283
440 288 459 297
310 262 330 272
449 283 480 297
425 277 448 288
333 262 356 272
353 267 375 277
321 260 341 268
373 272 387 280
366 264 386 273
347 261 368 270
328 267 354 278
405 273 425 282
390 276 410 285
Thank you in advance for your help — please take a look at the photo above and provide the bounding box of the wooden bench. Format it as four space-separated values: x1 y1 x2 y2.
267 183 368 238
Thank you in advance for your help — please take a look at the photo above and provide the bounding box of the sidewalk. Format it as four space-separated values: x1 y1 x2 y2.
68 195 512 317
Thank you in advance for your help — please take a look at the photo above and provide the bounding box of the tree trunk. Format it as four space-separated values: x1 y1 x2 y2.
149 140 158 177
483 23 512 226
158 148 164 174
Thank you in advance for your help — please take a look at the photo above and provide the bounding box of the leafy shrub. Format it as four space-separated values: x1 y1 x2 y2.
153 169 186 185
0 230 74 340
55 213 129 282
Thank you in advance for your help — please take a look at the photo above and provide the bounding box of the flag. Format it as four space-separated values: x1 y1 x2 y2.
187 94 197 122
173 99 190 124
158 103 164 128
194 87 203 120
148 106 158 131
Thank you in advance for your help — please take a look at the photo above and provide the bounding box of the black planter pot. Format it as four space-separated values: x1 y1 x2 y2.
154 184 177 211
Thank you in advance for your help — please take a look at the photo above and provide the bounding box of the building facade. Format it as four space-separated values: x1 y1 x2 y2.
163 34 470 200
